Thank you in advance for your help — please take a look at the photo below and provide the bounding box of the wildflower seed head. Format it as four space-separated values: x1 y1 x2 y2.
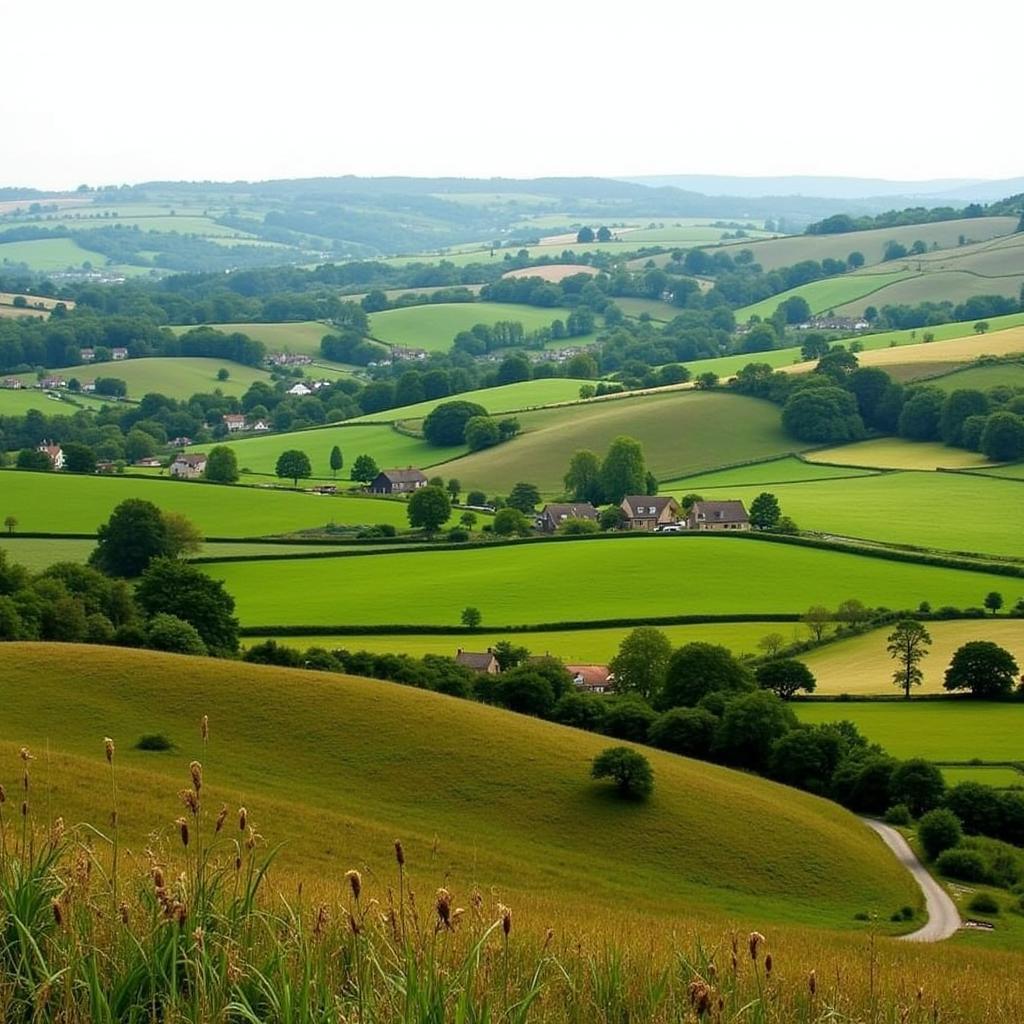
501 904 512 937
19 747 32 763
215 805 228 833
119 902 130 925
176 817 189 848
765 953 773 975
238 807 247 831
152 865 165 889
748 931 765 961
346 869 362 900
201 715 209 741
189 761 202 794
809 970 817 997
21 800 28 818
394 839 405 867
104 737 114 764
51 898 63 928
688 979 712 1016
180 789 199 816
0 783 5 803
436 888 452 929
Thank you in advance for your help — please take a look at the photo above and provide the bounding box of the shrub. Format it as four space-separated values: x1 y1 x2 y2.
884 803 912 826
968 892 1000 915
918 808 963 860
890 758 945 817
134 733 173 752
647 707 717 758
145 613 208 656
603 697 658 743
934 847 987 882
590 746 654 799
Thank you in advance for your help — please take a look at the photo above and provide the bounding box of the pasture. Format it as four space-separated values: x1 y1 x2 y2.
614 296 685 320
801 619 1024 697
205 535 1014 628
919 360 1024 393
736 271 913 321
835 270 1024 317
660 454 880 491
701 217 1018 272
14 356 271 400
438 390 803 494
0 470 430 537
367 302 588 351
501 263 597 281
805 439 999 471
794 701 1024 762
665 470 1024 558
190 421 455 478
170 321 331 356
0 236 108 271
0 641 916 930
0 388 110 416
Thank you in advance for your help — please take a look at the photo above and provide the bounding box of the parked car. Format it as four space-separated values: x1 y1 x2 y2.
656 523 683 533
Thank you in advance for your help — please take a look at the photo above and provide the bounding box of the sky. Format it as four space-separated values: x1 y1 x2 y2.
3 0 1021 190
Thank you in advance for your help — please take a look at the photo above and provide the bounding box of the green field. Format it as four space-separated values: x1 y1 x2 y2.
0 470 433 537
940 766 1024 789
350 377 593 423
806 438 999 471
0 388 110 416
614 296 684 321
664 471 1024 558
795 701 1024 762
801 619 1024 696
919 361 1024 393
660 454 881 491
367 302 589 351
191 421 454 479
438 390 802 494
736 271 914 321
0 236 109 271
14 356 271 400
243 620 795 663
0 642 915 930
205 535 1014 628
703 217 1018 272
171 321 331 356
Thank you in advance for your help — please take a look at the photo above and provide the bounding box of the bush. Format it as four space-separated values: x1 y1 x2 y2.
884 803 912 826
603 697 658 742
968 892 1000 915
918 808 963 860
134 733 173 752
590 746 654 798
145 613 208 656
647 707 717 758
934 847 987 882
890 758 945 817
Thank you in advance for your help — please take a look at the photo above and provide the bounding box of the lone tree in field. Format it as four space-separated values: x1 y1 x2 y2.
275 450 312 487
887 619 932 698
596 226 612 242
983 591 1003 615
943 641 1019 698
351 454 379 483
749 492 781 530
460 606 482 628
591 746 653 799
204 445 238 484
407 485 451 533
329 446 344 479
3 515 16 535
576 226 595 244
755 659 816 699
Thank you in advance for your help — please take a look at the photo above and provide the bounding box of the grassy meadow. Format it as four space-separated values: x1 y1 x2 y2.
736 270 913 321
660 454 881 490
801 618 1024 696
206 535 1015 628
0 388 110 416
0 470 430 537
0 236 108 271
170 320 331 356
805 437 1000 470
922 360 1024 393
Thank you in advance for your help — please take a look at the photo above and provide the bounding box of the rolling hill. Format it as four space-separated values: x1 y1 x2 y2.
0 642 916 930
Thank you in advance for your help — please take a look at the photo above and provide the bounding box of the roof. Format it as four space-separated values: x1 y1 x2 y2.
691 500 749 523
173 454 208 466
455 650 497 670
566 664 613 686
222 413 246 422
378 467 427 483
540 503 598 520
621 495 677 516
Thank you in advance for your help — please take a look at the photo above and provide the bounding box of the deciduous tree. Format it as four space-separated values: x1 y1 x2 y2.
609 627 672 703
275 449 312 487
590 746 653 798
407 485 451 533
887 619 932 698
943 641 1019 698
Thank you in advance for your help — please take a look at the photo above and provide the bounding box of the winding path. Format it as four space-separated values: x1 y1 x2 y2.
864 819 961 941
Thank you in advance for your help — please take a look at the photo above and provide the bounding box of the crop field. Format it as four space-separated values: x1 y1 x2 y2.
835 270 1024 317
0 291 72 310
701 217 1018 272
800 619 1024 696
0 470 432 537
0 236 109 271
170 321 331 356
736 270 913 321
190 421 455 478
805 438 995 471
501 263 597 281
243 620 794 663
912 361 1024 393
794 701 1024 762
367 302 588 351
14 356 271 400
614 296 685 320
206 536 1013 628
439 390 802 494
941 766 1024 789
665 471 1024 557
350 378 593 423
0 642 916 931
660 455 881 491
0 388 110 416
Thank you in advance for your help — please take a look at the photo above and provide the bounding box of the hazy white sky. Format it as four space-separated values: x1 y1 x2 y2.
4 0 1020 189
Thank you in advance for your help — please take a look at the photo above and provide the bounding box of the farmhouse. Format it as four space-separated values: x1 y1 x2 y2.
39 376 66 389
687 500 750 531
2 377 23 389
369 467 428 495
455 649 500 674
79 347 96 362
536 502 598 532
170 453 208 479
37 441 64 469
169 436 193 448
223 414 247 432
80 380 96 393
566 664 615 694
251 419 270 432
797 316 870 332
287 382 312 396
620 495 680 531
267 352 312 366
133 457 162 468
111 347 129 360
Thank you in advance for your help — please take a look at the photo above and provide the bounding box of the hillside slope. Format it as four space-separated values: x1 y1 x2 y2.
0 642 914 930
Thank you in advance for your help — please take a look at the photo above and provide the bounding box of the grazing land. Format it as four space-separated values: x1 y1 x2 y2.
438 391 802 494
367 302 590 351
0 470 430 536
0 236 110 271
794 701 1024 762
614 296 685 320
940 766 1024 789
170 320 331 356
805 438 1000 471
736 270 914 321
501 263 596 281
0 388 110 416
0 642 915 930
660 454 881 491
206 536 1013 628
921 361 1024 393
801 619 1024 696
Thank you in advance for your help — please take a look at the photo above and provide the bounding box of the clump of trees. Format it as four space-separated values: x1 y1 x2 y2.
563 436 657 506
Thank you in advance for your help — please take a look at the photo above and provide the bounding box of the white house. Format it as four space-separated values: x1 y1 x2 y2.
223 414 247 432
251 419 270 432
287 382 312 396
170 453 208 479
37 441 65 470
111 347 129 360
